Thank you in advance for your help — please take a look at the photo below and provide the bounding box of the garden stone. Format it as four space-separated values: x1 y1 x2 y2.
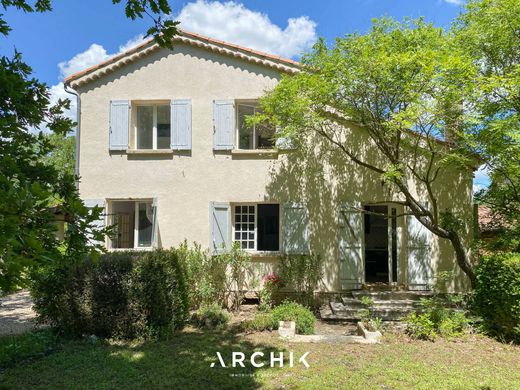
357 321 382 343
278 321 296 339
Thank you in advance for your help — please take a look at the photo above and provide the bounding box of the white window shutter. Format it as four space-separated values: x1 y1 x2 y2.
109 100 129 150
275 127 295 150
210 202 231 254
338 203 364 290
282 203 309 255
213 100 234 150
83 198 106 247
151 197 159 248
407 203 433 290
170 99 192 150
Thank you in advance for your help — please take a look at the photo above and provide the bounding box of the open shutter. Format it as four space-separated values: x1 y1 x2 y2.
83 198 106 247
275 128 295 150
210 202 231 254
213 100 234 150
407 205 433 290
151 197 159 248
338 203 364 290
170 99 192 150
282 203 309 254
109 100 129 150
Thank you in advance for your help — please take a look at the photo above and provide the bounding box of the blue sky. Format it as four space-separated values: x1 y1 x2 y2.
3 0 484 189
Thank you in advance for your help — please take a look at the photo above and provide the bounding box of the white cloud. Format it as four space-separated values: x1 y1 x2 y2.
176 0 317 58
118 34 146 53
58 44 110 79
473 165 490 193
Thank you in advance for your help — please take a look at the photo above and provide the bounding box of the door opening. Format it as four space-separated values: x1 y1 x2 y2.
364 205 389 283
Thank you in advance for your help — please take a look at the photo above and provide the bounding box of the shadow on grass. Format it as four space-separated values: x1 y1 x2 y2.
0 328 285 390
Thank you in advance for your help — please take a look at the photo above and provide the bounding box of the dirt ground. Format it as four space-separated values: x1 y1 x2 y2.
0 290 39 336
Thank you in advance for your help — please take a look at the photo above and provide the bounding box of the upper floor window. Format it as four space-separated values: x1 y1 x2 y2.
236 102 275 150
136 104 171 150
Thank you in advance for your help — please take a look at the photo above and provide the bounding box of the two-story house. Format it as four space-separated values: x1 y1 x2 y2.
64 30 474 294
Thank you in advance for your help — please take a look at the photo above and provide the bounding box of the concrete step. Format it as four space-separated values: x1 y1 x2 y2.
351 291 433 302
331 306 416 321
340 297 424 309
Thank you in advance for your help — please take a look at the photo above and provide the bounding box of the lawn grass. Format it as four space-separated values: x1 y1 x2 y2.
0 327 519 389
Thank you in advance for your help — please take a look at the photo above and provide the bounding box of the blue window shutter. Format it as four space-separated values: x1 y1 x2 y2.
275 127 295 150
338 203 364 290
210 202 231 254
282 203 309 254
171 99 192 150
151 197 159 248
83 198 106 247
109 100 129 150
213 100 234 150
407 202 433 290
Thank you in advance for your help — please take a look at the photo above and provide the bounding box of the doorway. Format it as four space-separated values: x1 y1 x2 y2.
364 205 389 283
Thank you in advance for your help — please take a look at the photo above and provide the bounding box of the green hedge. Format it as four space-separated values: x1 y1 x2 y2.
472 253 520 343
271 301 316 335
31 249 189 339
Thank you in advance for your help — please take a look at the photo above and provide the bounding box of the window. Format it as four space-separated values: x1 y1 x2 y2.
236 102 275 150
136 104 170 149
233 204 279 251
108 200 154 249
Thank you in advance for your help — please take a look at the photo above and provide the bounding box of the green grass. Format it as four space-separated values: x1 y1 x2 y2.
0 328 519 389
0 329 61 368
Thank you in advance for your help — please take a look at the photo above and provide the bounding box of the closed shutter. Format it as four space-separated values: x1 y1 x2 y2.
151 197 159 248
170 99 192 150
282 203 309 254
213 100 234 150
275 127 295 150
109 100 129 150
210 202 231 254
83 198 106 247
407 204 433 290
338 203 364 290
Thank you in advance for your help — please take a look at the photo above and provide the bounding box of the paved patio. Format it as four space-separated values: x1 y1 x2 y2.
0 290 39 336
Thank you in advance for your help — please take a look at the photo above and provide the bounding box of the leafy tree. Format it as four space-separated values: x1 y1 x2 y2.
455 0 520 251
255 18 479 287
0 1 179 293
41 134 75 178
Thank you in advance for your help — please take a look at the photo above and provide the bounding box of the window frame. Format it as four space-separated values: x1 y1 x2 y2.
107 199 154 250
231 202 281 253
133 101 170 151
235 100 275 151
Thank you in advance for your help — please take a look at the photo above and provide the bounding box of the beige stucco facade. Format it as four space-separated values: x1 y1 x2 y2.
71 35 474 293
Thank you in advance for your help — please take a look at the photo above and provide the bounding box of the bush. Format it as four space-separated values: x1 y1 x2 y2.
31 249 189 339
406 297 470 340
271 301 316 335
472 252 520 343
278 253 322 308
192 303 230 329
242 312 275 333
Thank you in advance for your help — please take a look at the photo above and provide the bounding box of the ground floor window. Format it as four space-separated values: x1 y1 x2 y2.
233 203 279 251
108 200 153 249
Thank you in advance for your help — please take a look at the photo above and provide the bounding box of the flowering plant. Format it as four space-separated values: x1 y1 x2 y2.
259 273 283 310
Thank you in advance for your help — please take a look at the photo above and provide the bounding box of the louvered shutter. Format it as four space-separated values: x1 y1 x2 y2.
109 100 129 150
213 100 234 150
210 202 231 254
338 203 364 290
282 203 309 254
170 99 192 150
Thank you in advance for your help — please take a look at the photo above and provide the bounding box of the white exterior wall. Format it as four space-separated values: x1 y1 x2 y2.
76 42 474 292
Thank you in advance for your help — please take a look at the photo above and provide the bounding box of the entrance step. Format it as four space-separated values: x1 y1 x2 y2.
322 290 434 321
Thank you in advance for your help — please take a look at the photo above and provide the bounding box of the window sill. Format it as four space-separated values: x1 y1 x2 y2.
231 149 278 157
108 247 154 252
126 149 174 155
247 251 282 259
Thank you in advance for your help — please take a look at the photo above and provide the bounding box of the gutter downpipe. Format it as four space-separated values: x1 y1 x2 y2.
64 82 81 189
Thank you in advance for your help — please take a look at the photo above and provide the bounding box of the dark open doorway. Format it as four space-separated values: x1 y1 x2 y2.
364 205 389 283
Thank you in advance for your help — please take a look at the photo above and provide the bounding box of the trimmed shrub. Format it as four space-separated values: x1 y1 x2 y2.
192 303 230 329
472 252 520 343
242 312 275 333
271 301 316 335
31 249 189 339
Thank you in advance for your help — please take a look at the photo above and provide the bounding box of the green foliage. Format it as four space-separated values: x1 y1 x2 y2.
406 297 470 340
472 253 520 343
242 312 275 333
357 296 383 331
31 249 189 339
258 273 283 311
0 0 177 293
455 0 520 250
278 253 322 308
215 242 251 311
271 301 316 335
192 303 230 330
0 329 60 369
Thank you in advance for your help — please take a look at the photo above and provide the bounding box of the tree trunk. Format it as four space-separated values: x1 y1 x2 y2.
448 231 477 289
